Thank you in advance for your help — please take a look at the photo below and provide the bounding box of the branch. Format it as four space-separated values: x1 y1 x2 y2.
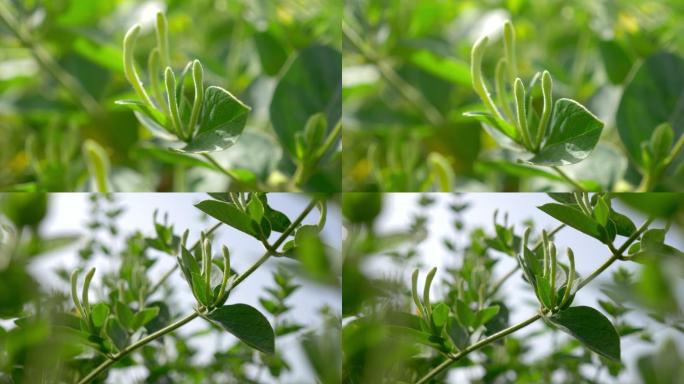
551 166 587 192
78 198 319 383
414 217 653 383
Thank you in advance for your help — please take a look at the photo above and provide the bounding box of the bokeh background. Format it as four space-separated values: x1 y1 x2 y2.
343 0 684 191
344 193 684 383
0 0 341 191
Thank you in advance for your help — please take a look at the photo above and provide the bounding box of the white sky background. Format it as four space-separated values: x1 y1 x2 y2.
29 193 341 384
370 193 684 384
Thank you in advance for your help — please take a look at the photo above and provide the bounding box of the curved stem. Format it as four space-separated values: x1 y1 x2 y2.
551 166 586 192
78 311 199 384
200 153 256 190
415 217 652 383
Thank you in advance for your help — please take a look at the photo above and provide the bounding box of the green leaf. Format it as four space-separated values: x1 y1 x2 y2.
536 275 554 309
593 196 610 227
650 123 674 164
90 303 110 328
548 306 621 362
610 210 637 237
191 272 210 306
431 303 449 329
207 304 275 354
261 197 292 233
598 39 633 85
195 200 258 238
455 299 475 328
253 30 289 76
133 307 159 329
447 317 469 350
463 111 518 140
538 203 602 240
475 305 500 327
617 52 684 169
180 86 251 153
527 98 604 166
115 100 172 140
106 317 127 350
270 45 341 157
115 302 135 330
247 195 265 223
409 50 471 86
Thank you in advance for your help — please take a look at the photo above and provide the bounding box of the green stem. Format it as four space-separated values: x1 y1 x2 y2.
415 218 651 384
638 133 684 192
200 153 257 190
229 199 318 289
552 166 586 192
77 311 199 384
415 313 541 384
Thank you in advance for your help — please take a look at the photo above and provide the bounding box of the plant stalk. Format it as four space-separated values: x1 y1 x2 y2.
78 311 199 384
230 198 318 288
415 217 652 384
551 166 586 192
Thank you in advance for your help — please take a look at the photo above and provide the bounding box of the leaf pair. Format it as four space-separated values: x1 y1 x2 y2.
195 194 293 243
539 193 636 244
116 12 250 154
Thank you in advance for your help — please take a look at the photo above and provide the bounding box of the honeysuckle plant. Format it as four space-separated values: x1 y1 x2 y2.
0 193 337 383
342 193 684 384
466 21 604 190
116 13 252 185
113 12 341 192
342 2 684 192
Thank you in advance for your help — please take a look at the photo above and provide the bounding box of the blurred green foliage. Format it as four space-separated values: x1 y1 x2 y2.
343 0 684 192
0 193 341 383
342 193 684 383
0 0 341 192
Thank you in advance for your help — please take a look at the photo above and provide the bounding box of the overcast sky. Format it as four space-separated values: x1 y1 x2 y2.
372 193 684 384
30 193 341 384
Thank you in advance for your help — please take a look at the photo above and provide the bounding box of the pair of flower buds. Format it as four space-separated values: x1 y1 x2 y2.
178 229 233 310
471 21 553 153
518 227 576 313
123 12 203 142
